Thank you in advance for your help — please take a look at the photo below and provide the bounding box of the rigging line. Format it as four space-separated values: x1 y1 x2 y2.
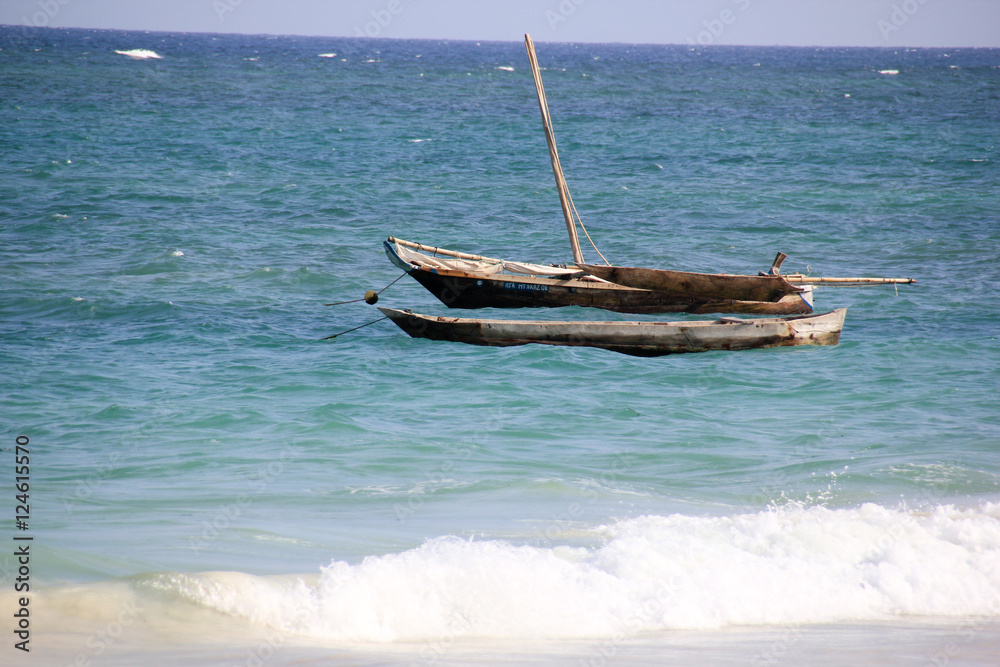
322 316 388 340
565 190 611 266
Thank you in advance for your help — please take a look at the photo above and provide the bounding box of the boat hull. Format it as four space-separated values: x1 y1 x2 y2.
578 263 804 303
379 308 846 357
406 266 815 315
386 242 814 315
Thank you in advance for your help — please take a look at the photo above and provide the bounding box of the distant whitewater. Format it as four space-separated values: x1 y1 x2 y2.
114 48 162 60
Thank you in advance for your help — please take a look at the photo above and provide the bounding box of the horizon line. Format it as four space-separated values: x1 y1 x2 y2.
2 24 998 51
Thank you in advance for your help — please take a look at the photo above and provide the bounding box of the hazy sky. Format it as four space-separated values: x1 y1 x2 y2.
2 0 998 48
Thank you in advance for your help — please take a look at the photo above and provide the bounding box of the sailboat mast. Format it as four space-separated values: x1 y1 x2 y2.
524 33 585 265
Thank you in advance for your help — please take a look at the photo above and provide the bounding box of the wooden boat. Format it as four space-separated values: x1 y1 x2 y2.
385 237 815 315
386 35 911 315
378 307 846 357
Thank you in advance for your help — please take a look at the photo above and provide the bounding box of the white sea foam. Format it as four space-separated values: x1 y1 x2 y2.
163 503 1000 642
115 49 163 60
496 66 515 72
318 53 337 58
878 69 900 75
346 479 467 496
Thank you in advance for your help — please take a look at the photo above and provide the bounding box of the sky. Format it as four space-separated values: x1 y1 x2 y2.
1 0 999 48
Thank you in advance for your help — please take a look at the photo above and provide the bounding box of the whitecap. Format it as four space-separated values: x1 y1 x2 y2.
318 53 337 58
114 49 163 60
495 66 514 72
878 69 899 75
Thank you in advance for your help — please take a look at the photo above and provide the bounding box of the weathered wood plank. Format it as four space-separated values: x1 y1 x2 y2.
577 263 805 303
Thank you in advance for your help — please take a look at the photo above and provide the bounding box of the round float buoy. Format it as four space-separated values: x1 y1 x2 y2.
364 290 379 305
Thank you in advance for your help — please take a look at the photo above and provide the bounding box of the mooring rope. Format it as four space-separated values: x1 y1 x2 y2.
322 315 389 340
324 273 405 307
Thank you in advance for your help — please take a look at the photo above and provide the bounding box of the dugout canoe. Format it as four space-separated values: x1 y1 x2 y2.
378 307 846 357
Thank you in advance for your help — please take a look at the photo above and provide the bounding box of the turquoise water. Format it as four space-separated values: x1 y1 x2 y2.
2 26 1000 665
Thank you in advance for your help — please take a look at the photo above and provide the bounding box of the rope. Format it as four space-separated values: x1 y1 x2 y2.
322 316 389 340
324 273 406 306
566 190 611 266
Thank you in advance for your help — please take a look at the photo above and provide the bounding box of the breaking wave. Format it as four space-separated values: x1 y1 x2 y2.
106 502 1000 642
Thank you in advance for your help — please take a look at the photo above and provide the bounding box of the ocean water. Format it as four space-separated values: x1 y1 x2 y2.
1 26 999 666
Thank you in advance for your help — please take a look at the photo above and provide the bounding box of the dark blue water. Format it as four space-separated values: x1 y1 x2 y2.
1 26 999 665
